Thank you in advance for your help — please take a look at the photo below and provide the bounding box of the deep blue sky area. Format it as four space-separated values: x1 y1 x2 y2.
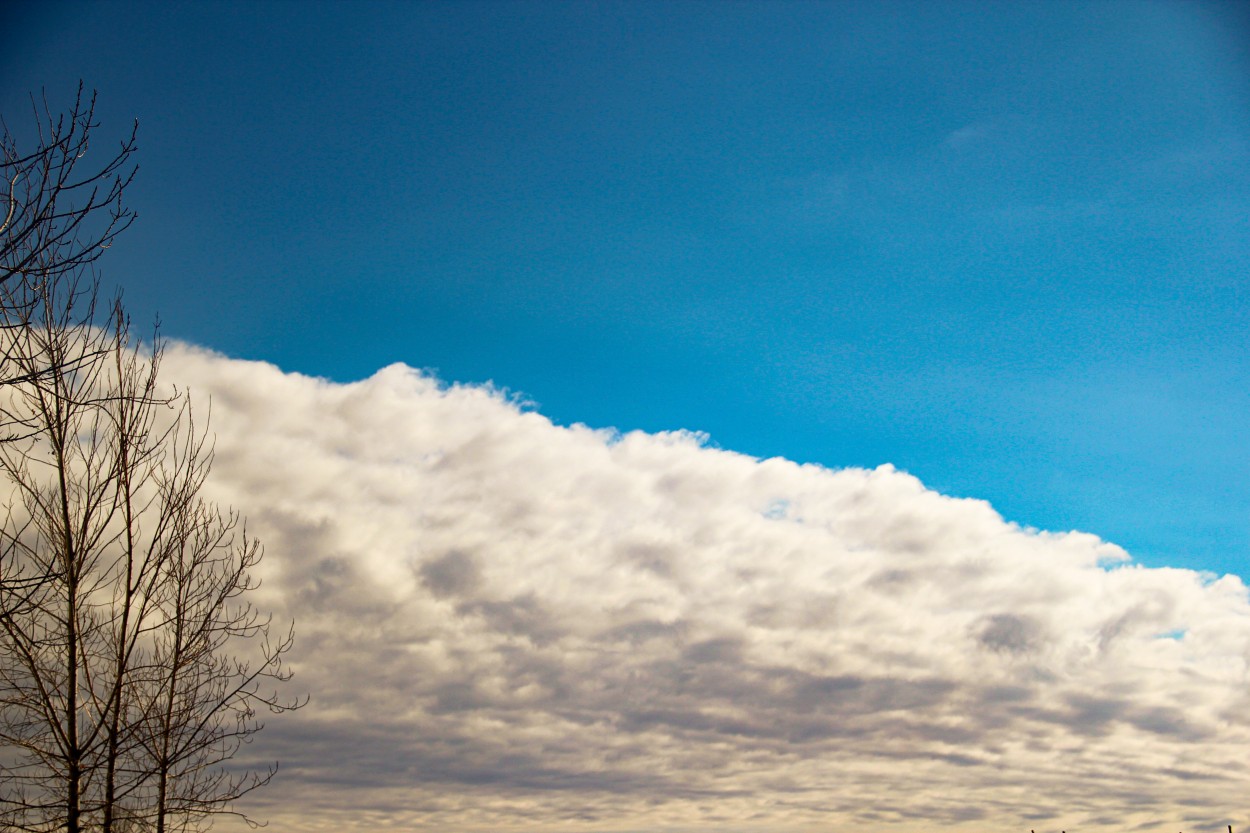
2 1 1248 577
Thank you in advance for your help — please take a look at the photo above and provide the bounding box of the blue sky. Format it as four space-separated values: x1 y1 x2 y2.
2 0 1248 578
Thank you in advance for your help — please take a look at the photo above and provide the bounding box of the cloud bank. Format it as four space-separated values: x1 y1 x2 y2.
162 347 1250 833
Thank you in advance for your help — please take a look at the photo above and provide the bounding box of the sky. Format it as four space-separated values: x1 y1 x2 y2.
2 1 1250 830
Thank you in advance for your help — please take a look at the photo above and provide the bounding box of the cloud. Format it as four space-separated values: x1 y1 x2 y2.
942 116 1031 152
161 346 1250 833
944 122 995 150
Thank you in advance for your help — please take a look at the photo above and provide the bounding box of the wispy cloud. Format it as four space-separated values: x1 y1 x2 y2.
165 346 1250 833
943 120 999 150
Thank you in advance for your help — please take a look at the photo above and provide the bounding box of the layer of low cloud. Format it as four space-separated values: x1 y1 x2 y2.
161 347 1250 833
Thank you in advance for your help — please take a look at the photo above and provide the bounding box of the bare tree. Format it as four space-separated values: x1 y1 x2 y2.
0 82 137 421
0 89 302 833
0 82 136 292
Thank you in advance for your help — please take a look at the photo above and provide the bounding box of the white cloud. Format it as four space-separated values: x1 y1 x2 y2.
944 122 993 149
942 117 1022 152
162 346 1250 833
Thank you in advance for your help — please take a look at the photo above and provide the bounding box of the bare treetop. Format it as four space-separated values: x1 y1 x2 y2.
1 81 137 291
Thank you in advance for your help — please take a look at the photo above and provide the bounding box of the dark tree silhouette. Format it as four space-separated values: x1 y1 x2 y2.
0 86 303 833
0 82 136 292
